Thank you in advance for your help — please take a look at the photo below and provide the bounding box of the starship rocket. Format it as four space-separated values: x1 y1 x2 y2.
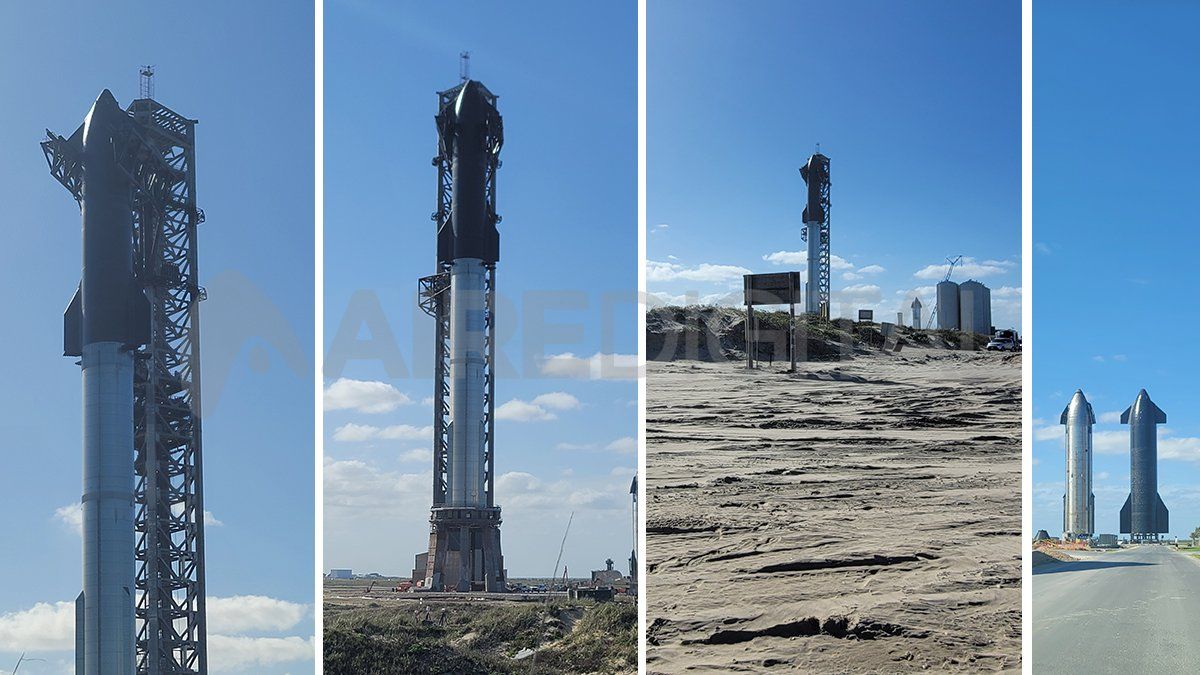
1119 389 1169 540
799 152 829 315
439 80 498 510
1060 390 1095 540
423 78 506 593
59 90 148 674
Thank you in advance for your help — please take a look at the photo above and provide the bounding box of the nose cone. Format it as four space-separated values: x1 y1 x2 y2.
454 80 489 122
911 297 922 309
1061 389 1095 425
1132 389 1152 414
1124 388 1166 425
83 89 125 143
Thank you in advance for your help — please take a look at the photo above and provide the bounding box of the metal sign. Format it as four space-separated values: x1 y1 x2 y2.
743 272 802 306
858 309 874 322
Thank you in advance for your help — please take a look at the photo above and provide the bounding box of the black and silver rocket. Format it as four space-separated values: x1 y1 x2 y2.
1119 389 1170 541
799 152 830 315
56 89 149 675
420 78 506 592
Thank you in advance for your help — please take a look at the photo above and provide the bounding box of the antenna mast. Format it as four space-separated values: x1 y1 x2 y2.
139 65 155 100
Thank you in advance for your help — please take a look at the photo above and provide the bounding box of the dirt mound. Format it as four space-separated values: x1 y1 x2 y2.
646 305 993 363
1032 550 1077 566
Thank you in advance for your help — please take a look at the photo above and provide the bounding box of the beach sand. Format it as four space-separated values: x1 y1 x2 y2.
645 348 1021 672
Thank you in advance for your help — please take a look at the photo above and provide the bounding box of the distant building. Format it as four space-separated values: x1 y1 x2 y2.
936 281 960 330
329 568 353 579
934 279 992 335
591 558 624 586
958 280 993 335
412 552 429 585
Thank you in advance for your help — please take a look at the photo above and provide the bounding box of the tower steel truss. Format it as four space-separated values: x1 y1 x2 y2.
43 95 208 674
800 154 831 316
418 81 505 591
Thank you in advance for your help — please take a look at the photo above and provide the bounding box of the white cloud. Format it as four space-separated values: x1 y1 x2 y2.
762 250 806 266
913 257 1016 280
54 503 82 535
841 272 862 281
605 437 636 454
204 510 223 527
496 399 556 422
1035 242 1052 255
652 223 669 231
208 635 313 672
555 436 634 455
912 257 1017 278
1033 424 1059 442
532 392 581 410
647 290 740 307
323 458 429 515
323 378 411 414
832 284 882 305
1093 430 1128 455
611 466 637 477
857 264 886 274
539 352 637 380
496 471 628 513
208 595 307 634
0 597 312 666
1160 434 1200 462
1098 411 1122 424
0 601 74 651
399 448 432 464
332 423 432 443
555 442 597 451
646 260 751 283
497 392 582 422
830 255 855 270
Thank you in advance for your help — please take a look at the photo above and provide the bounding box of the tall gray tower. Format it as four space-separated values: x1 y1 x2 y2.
799 153 830 317
418 79 506 592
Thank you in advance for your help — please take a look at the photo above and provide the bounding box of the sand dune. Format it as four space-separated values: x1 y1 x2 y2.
646 348 1021 672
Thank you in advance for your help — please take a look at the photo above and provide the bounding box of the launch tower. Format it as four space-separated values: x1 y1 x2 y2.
417 78 506 592
800 152 830 317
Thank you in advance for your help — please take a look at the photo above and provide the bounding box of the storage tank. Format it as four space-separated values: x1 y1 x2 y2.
958 280 992 335
936 280 960 330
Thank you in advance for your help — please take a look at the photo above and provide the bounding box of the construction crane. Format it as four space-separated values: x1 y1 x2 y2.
925 255 963 329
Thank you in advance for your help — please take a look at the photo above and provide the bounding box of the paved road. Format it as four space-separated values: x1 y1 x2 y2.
1033 545 1200 672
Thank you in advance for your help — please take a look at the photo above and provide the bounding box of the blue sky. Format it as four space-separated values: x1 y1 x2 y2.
648 0 1021 329
1033 1 1200 540
323 1 637 580
0 2 314 673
